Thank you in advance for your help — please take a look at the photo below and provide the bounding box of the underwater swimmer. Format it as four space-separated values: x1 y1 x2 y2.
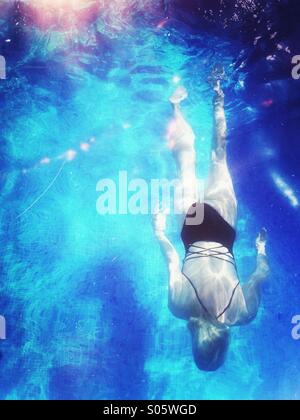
153 68 270 372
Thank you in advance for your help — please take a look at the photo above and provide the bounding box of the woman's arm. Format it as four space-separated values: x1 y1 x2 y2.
152 211 186 313
153 211 179 265
241 229 270 324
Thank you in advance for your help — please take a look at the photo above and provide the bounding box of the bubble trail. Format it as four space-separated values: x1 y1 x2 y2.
16 161 67 220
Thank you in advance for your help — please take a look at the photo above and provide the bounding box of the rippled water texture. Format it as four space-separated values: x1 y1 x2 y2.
0 0 300 400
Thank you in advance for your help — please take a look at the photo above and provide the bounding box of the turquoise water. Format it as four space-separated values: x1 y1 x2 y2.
1 2 300 400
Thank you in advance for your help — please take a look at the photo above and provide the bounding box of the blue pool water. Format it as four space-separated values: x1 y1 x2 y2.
0 0 300 400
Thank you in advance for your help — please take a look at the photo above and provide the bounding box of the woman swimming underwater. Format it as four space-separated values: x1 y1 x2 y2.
153 69 270 372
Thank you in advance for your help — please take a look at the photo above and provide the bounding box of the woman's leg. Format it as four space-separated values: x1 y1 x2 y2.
167 87 199 216
204 78 238 228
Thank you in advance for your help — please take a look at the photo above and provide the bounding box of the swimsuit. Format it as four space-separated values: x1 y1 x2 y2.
181 203 236 253
181 203 240 321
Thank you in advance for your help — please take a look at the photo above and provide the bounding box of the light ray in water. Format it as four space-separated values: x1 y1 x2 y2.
22 137 96 174
16 136 98 218
25 0 158 30
271 172 299 208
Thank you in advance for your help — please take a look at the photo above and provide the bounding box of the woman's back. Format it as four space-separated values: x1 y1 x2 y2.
181 241 248 326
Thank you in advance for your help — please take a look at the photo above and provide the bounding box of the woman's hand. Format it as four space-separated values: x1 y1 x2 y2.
152 208 180 268
152 208 169 239
256 228 267 256
254 228 270 281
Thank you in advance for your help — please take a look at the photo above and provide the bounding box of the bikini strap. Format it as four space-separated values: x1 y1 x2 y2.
184 244 237 268
182 244 240 321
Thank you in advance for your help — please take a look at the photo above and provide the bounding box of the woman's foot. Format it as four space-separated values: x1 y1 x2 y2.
208 65 226 95
170 86 188 105
208 64 225 82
